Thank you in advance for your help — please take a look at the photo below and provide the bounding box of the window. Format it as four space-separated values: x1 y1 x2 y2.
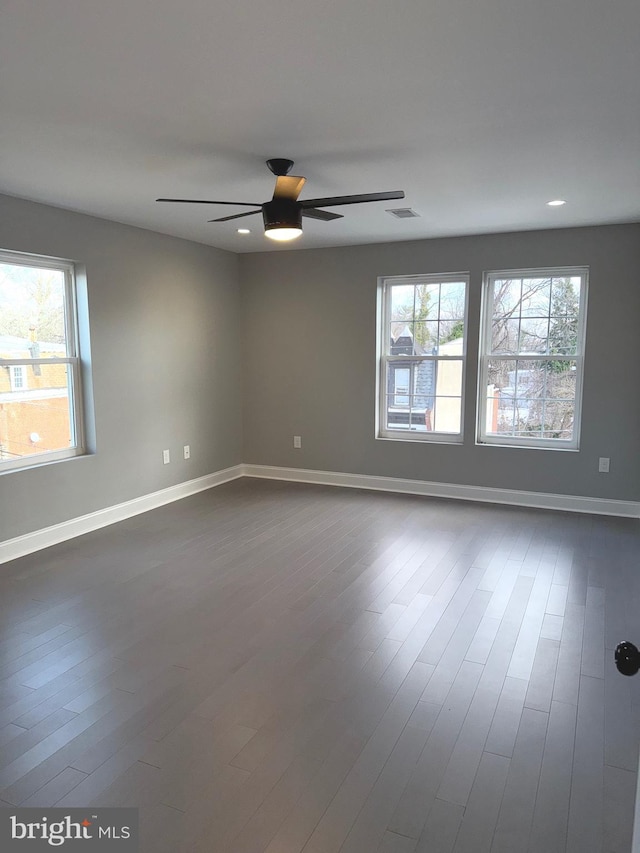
478 267 588 449
378 274 468 441
0 249 86 472
9 365 26 392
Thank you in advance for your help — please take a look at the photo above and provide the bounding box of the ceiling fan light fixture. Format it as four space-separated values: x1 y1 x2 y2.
263 199 303 241
265 227 302 241
157 160 405 245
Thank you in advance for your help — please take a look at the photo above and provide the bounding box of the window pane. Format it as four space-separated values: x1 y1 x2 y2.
439 281 467 320
393 367 411 405
519 317 550 353
492 279 521 318
520 279 551 316
433 397 462 433
409 408 428 430
484 382 506 433
492 318 519 354
415 284 439 321
549 316 578 355
386 394 428 432
546 362 577 398
386 394 410 430
551 276 581 312
413 322 438 352
439 319 465 347
487 357 516 392
390 285 415 322
486 357 578 441
413 363 436 412
549 277 580 355
0 363 75 462
436 358 463 396
390 323 414 355
543 429 573 440
0 262 67 346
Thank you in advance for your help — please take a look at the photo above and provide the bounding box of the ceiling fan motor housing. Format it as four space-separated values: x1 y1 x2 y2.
266 158 294 176
262 198 302 231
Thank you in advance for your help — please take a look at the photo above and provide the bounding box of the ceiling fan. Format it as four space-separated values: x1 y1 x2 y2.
157 158 405 242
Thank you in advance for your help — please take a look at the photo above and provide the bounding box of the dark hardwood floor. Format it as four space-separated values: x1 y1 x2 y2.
1 478 639 852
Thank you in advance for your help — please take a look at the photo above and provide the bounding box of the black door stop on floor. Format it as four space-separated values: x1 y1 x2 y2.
615 641 640 676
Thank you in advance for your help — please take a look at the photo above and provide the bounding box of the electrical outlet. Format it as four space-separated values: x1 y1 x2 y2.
598 457 610 473
183 445 190 460
293 435 302 449
163 449 170 465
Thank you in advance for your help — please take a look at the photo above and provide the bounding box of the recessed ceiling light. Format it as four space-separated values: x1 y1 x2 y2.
546 199 566 207
237 228 251 234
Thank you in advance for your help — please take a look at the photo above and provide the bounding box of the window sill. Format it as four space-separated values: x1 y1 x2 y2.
0 448 89 476
376 433 463 446
476 440 579 452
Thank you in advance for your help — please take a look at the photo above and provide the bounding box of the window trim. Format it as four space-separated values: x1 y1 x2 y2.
0 248 86 474
9 364 26 392
377 272 469 444
476 266 589 451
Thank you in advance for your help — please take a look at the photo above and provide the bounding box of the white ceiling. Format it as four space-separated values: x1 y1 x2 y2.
1 0 639 253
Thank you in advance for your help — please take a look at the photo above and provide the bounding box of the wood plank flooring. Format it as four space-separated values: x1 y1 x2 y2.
1 478 639 852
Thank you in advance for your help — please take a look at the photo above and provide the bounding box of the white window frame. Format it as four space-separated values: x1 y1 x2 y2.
0 249 85 473
477 266 588 451
377 273 469 443
9 364 27 392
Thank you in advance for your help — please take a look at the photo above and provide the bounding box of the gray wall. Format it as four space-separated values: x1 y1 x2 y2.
2 201 638 548
240 224 640 502
0 194 241 540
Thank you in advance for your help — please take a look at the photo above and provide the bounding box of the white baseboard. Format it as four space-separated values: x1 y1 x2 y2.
242 464 640 519
0 465 244 564
3 461 638 565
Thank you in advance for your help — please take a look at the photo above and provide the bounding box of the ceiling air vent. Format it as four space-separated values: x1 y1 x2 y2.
386 207 420 219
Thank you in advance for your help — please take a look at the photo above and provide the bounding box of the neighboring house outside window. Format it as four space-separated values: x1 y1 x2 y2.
477 267 588 450
0 250 86 472
378 274 468 441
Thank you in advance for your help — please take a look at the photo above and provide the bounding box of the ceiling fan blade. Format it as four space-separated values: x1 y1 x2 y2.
156 198 261 207
273 176 306 201
208 210 262 223
302 208 343 221
300 190 405 209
